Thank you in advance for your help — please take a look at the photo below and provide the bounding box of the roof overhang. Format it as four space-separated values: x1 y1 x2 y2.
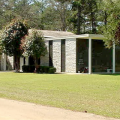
44 34 105 41
76 34 105 40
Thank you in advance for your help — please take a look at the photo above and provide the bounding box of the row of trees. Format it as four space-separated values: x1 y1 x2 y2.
0 0 118 34
0 0 120 45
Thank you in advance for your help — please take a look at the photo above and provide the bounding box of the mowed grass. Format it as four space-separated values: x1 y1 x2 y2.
0 72 120 118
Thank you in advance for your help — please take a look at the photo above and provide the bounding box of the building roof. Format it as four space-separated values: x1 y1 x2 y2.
40 30 75 37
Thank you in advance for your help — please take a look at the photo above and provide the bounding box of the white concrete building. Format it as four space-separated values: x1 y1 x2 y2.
0 30 119 74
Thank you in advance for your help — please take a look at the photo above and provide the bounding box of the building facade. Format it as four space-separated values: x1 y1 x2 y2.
0 30 119 74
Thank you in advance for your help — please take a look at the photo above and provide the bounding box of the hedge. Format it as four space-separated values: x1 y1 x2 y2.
22 65 56 74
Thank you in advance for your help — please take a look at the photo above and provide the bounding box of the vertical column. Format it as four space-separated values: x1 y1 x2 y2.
113 42 115 73
88 38 92 74
49 41 53 67
66 38 76 73
61 39 65 72
53 40 61 72
25 57 29 65
20 57 24 72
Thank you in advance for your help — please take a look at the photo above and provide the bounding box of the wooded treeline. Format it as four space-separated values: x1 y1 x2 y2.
0 0 120 36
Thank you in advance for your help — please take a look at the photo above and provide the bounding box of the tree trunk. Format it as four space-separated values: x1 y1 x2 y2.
62 14 66 31
77 5 81 35
62 4 67 31
104 11 107 26
34 57 38 73
14 55 20 72
91 11 96 33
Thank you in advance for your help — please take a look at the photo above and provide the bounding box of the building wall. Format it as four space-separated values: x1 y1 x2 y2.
6 56 14 70
66 38 76 73
20 57 24 72
1 53 6 71
53 40 61 72
41 41 49 66
0 55 1 70
0 39 77 73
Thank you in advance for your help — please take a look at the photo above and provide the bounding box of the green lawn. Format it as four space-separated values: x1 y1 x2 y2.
0 72 120 119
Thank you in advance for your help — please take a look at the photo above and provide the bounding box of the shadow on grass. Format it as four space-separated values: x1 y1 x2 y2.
12 71 120 76
93 72 120 76
16 72 59 75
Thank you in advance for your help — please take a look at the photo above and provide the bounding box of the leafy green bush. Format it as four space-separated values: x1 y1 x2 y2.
22 65 56 73
42 66 49 73
22 65 35 72
48 67 56 74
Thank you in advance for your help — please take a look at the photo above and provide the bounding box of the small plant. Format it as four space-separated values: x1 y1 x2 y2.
48 67 56 74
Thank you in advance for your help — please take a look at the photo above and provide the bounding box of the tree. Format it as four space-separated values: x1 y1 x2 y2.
31 0 49 29
1 19 28 71
49 0 71 31
97 0 108 27
85 0 98 33
23 29 47 72
0 0 41 29
69 0 99 34
0 0 16 29
100 0 120 48
69 0 89 34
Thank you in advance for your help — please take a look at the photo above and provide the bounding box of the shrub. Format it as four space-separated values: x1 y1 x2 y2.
22 65 56 73
48 67 56 74
36 66 48 73
22 65 35 72
42 66 49 73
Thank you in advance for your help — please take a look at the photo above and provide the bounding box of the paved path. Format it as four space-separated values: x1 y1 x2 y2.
0 98 119 120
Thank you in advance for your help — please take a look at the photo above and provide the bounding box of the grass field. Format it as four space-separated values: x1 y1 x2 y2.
0 72 120 119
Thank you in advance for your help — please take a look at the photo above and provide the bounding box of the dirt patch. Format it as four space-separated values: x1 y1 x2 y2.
0 98 119 120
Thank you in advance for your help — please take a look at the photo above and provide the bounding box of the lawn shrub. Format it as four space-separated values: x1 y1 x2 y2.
22 65 56 73
36 66 49 73
48 67 56 73
22 65 35 72
37 66 56 73
42 66 49 73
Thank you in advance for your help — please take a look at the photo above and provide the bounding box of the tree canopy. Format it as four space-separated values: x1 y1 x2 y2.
0 0 120 47
1 19 28 71
1 19 28 56
23 29 47 71
100 0 120 48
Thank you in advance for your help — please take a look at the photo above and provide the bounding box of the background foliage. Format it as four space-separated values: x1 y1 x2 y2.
1 20 28 56
0 0 120 47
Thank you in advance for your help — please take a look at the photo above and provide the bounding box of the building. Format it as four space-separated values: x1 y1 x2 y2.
0 30 119 74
